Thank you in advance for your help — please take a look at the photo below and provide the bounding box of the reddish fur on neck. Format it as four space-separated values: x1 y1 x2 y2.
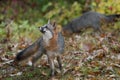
44 29 58 51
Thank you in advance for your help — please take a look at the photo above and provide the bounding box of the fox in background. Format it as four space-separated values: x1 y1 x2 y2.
62 11 120 36
14 20 65 76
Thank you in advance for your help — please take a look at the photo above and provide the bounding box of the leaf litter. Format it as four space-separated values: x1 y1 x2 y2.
0 31 120 80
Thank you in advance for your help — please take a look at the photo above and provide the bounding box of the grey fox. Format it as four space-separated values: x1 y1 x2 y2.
14 20 65 76
62 11 120 36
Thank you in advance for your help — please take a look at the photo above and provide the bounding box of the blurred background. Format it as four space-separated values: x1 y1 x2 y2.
0 0 120 54
0 0 120 42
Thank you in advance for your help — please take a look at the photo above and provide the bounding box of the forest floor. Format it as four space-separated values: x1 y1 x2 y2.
0 28 120 80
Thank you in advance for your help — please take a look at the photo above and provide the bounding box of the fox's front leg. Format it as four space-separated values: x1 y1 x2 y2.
57 55 62 72
47 52 55 76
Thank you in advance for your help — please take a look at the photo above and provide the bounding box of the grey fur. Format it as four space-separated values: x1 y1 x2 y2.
62 11 120 35
14 22 65 77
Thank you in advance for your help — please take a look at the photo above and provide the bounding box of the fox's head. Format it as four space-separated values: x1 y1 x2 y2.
39 20 57 40
39 20 62 50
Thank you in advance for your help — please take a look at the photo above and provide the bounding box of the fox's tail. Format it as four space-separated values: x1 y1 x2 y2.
106 14 120 22
14 38 41 62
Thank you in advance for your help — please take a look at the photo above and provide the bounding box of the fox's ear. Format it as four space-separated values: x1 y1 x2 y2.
48 19 51 24
52 22 56 27
52 22 57 30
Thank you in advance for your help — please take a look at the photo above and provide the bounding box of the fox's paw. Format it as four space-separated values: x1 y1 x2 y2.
27 61 33 66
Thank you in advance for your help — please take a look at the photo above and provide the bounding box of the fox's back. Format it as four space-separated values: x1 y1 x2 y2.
72 11 106 29
62 11 106 35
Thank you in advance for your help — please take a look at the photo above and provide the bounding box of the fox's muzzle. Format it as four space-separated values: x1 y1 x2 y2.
39 27 46 33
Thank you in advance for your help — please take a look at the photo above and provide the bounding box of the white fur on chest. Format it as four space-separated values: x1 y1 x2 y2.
43 30 53 46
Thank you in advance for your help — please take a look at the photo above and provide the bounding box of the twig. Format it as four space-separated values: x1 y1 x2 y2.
1 60 14 65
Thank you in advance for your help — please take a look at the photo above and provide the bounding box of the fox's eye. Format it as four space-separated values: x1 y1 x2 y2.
45 26 48 28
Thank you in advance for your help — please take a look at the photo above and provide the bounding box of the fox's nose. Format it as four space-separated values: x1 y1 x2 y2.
39 27 46 33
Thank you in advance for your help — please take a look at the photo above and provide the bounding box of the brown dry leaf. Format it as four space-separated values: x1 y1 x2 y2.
1 57 9 61
74 66 80 71
0 63 4 67
17 43 28 49
117 54 120 60
67 77 74 80
17 37 31 49
49 76 60 80
88 71 101 76
117 70 120 75
90 61 99 67
102 45 109 53
41 71 47 76
0 57 3 62
112 63 120 68
1 60 14 65
0 48 4 56
80 42 95 52
100 33 106 38
10 72 22 77
95 52 105 59
63 65 74 75
0 75 2 79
